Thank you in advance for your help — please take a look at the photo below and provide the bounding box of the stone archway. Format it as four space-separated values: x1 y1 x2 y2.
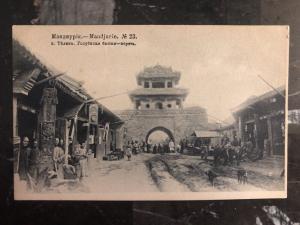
145 126 174 144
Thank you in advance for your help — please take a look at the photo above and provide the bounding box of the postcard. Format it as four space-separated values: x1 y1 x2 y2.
13 25 288 200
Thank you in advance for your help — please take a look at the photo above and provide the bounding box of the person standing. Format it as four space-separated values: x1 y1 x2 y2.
79 143 88 177
125 145 132 161
153 144 157 154
18 137 32 181
133 141 139 154
53 138 64 179
169 140 175 153
73 144 82 179
158 143 163 154
28 139 40 182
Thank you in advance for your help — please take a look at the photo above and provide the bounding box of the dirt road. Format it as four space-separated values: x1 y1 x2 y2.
83 154 159 193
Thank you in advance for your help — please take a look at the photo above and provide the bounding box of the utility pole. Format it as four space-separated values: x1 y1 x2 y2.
257 75 285 98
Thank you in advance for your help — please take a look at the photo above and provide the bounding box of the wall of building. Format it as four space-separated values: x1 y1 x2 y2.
138 99 179 110
117 108 208 145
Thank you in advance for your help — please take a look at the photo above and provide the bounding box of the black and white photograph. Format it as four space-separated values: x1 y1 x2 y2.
12 25 288 200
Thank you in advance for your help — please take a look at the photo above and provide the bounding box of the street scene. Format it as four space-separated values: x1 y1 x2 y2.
13 26 287 199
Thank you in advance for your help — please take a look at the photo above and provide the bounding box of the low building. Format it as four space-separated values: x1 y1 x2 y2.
189 130 221 147
13 39 123 173
217 123 237 143
232 87 285 156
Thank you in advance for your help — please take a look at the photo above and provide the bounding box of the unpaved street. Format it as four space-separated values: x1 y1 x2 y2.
81 153 284 193
146 154 285 192
83 154 159 193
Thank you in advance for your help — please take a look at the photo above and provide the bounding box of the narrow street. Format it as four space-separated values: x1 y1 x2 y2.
83 154 159 193
80 153 284 193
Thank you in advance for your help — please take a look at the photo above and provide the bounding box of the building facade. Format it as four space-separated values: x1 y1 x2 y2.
13 40 123 174
232 87 285 156
117 65 208 145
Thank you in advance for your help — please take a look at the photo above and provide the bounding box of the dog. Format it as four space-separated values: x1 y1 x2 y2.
237 169 248 184
205 170 218 187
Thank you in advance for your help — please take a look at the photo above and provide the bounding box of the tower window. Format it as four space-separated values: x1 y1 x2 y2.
144 82 149 88
167 81 172 88
155 102 163 109
146 104 150 108
152 82 164 88
167 104 172 108
136 100 141 110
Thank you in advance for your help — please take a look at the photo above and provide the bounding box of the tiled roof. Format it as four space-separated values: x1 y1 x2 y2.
193 130 220 138
231 86 285 114
13 39 122 124
136 65 181 85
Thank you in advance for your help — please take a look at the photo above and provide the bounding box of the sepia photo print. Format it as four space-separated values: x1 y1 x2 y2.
12 25 288 200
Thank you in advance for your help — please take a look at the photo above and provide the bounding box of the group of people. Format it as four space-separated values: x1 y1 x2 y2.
123 139 176 160
151 140 175 154
18 136 90 188
212 135 244 166
18 137 40 182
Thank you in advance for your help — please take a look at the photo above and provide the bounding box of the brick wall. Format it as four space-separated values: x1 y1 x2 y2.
116 108 208 145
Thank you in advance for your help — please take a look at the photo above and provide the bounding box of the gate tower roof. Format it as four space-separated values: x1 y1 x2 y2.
136 65 181 85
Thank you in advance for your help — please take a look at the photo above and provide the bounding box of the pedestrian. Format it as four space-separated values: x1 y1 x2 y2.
73 144 82 179
53 138 65 179
28 139 40 182
143 141 147 153
79 143 88 177
164 143 169 153
169 140 175 153
158 143 163 154
68 137 73 155
176 144 181 153
223 143 230 166
133 141 139 154
125 145 132 161
213 145 220 166
18 136 32 181
153 144 157 154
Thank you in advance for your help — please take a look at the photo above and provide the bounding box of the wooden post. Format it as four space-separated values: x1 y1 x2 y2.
64 119 69 164
86 123 90 153
13 96 18 137
39 87 58 172
71 116 78 154
267 117 274 156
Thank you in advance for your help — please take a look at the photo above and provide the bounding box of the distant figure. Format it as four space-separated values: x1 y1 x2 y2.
72 145 82 179
153 144 157 154
125 145 132 161
237 169 248 184
205 170 218 187
158 144 163 154
264 138 271 157
63 164 77 180
79 143 88 177
28 139 40 182
133 141 139 154
19 137 32 181
68 137 73 155
176 144 181 153
53 138 65 179
169 140 175 153
163 143 169 153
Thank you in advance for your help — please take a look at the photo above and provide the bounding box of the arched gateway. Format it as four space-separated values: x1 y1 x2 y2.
145 126 175 144
116 65 209 145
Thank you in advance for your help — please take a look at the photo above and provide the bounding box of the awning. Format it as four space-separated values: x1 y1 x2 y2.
63 104 84 119
192 130 220 138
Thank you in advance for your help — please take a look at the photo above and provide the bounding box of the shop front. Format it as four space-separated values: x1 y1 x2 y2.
233 87 285 156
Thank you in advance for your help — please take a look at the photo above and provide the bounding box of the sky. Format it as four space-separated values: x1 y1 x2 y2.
13 25 288 122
